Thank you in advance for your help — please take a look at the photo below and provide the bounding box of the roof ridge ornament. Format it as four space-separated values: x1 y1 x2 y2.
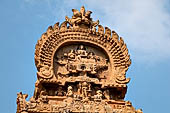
65 6 99 29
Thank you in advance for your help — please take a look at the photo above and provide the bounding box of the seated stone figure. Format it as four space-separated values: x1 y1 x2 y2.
94 90 103 100
66 86 73 97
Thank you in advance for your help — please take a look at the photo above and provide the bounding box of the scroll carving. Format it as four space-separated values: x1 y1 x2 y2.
37 65 53 79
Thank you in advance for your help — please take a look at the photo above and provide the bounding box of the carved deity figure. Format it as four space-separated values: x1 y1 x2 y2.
82 82 88 98
57 55 69 76
66 86 73 97
79 81 92 99
103 89 110 100
33 80 42 99
68 50 76 61
76 45 88 61
94 90 103 100
17 92 28 111
55 86 65 96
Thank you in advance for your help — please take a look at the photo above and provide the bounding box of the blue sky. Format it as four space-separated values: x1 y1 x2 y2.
0 0 170 113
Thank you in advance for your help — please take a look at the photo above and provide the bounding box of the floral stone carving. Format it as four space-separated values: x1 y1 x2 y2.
16 6 143 113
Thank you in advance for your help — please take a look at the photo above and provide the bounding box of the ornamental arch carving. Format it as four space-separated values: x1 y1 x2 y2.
17 6 142 113
34 23 131 85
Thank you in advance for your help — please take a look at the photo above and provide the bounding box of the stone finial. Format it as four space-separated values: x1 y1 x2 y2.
65 6 99 29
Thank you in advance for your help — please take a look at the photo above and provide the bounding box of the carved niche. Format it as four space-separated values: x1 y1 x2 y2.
16 6 143 113
54 44 109 82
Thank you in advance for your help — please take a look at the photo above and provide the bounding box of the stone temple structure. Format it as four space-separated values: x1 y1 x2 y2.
16 6 143 113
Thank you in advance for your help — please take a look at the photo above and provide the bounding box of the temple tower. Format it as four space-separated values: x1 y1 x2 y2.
16 6 143 113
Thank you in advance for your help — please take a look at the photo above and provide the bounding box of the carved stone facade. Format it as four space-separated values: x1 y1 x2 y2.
16 6 143 113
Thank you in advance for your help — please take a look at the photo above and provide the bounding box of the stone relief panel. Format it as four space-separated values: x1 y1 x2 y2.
53 44 110 82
